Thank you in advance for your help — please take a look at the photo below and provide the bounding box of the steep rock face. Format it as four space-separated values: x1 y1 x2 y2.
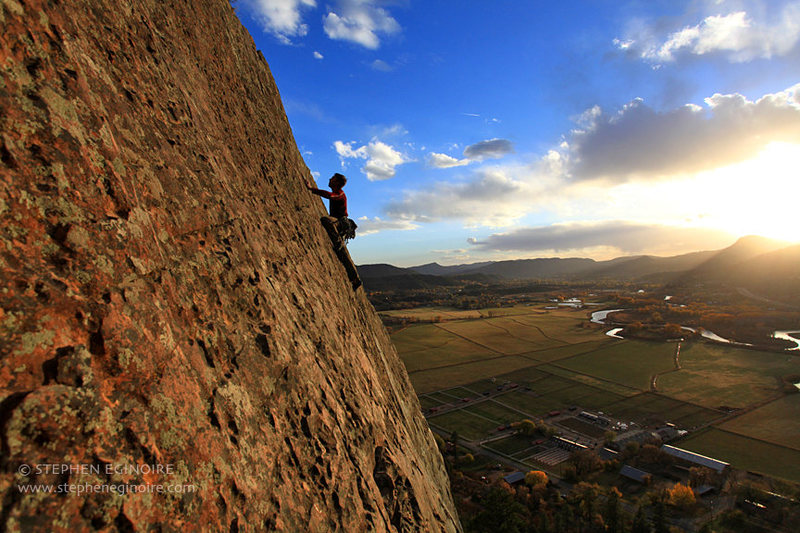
0 1 460 531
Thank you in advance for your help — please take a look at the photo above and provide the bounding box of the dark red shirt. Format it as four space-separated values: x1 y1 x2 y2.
311 188 348 218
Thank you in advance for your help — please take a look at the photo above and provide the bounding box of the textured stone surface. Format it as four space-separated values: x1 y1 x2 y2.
0 1 461 531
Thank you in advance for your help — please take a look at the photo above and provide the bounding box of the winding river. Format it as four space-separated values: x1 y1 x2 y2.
680 327 752 347
774 330 800 351
590 309 622 324
590 310 798 350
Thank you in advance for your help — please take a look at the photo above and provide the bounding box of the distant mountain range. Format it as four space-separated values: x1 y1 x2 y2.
356 263 461 291
357 236 800 305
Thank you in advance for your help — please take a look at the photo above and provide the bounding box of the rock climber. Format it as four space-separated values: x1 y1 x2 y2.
307 172 348 219
306 173 361 290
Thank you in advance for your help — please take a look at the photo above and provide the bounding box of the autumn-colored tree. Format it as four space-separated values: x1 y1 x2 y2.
628 321 644 334
663 323 683 338
519 419 537 436
667 483 696 509
569 449 603 477
525 470 548 488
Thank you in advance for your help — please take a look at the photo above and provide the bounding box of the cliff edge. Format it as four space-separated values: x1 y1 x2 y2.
0 1 460 531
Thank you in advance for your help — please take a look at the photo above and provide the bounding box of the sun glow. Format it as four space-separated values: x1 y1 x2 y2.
570 142 800 253
688 142 800 242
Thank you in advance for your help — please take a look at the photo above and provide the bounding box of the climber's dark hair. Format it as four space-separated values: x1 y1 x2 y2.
332 173 347 185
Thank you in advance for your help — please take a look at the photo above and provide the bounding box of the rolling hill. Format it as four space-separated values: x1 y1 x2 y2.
360 236 800 305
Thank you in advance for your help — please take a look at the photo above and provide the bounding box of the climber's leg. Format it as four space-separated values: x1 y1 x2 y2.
321 216 345 250
339 247 362 290
321 216 361 289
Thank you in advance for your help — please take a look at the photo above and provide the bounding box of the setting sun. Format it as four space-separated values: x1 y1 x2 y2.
693 142 800 243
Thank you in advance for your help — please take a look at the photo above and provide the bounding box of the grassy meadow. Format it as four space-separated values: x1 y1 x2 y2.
656 342 798 408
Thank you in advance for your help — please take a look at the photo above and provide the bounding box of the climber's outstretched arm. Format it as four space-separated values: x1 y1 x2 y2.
306 182 331 199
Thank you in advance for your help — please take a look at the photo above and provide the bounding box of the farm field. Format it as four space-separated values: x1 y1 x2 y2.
559 416 607 438
505 312 607 344
555 340 676 390
427 409 499 441
656 342 798 408
677 428 800 483
604 393 723 428
380 307 481 320
523 378 629 410
483 433 537 457
392 323 497 372
521 340 612 363
462 400 528 425
383 306 539 321
717 395 800 450
536 364 641 397
436 318 560 354
491 391 566 417
409 355 536 394
389 304 800 482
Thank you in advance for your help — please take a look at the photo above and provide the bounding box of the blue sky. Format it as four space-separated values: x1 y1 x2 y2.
233 0 800 266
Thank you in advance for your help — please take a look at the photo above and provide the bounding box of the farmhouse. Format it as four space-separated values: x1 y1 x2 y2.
620 465 651 484
503 472 526 485
661 445 729 473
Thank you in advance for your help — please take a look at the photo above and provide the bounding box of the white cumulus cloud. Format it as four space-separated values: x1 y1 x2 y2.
617 1 800 64
240 0 317 44
383 167 540 227
323 0 401 49
334 140 409 181
428 153 470 168
567 83 800 182
355 216 419 236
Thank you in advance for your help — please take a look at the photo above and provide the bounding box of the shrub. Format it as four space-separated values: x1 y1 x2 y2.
525 470 548 487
